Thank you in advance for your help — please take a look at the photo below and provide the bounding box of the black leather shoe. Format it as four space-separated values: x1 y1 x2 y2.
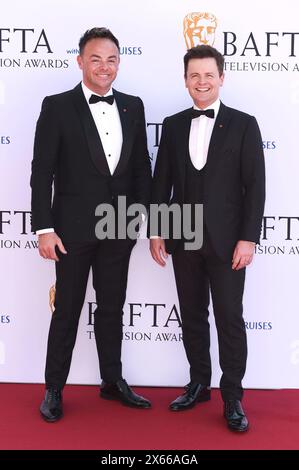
224 400 249 432
100 378 151 409
40 388 63 422
169 383 211 411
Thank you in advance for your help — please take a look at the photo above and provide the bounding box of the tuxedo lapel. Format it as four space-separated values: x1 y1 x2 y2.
71 84 111 176
113 89 134 177
174 109 193 196
205 102 232 179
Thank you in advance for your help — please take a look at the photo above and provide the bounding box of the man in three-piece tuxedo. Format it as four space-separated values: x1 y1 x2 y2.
150 45 265 432
31 27 152 422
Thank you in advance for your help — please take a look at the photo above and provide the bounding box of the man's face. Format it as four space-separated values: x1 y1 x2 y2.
185 57 224 108
77 38 120 95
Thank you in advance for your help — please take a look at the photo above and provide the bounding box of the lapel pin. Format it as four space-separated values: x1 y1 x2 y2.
123 108 127 112
219 124 223 128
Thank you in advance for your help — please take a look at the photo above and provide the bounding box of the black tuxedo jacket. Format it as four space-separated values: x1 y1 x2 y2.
31 84 152 242
151 102 265 260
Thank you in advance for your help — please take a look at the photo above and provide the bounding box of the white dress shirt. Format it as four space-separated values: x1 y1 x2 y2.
37 82 123 235
189 99 220 170
81 82 123 175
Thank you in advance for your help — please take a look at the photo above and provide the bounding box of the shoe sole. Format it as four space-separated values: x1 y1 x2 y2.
169 393 211 411
226 421 249 433
100 392 151 409
227 425 249 432
40 411 63 423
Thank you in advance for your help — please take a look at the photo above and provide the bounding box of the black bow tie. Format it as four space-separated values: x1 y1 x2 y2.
191 108 214 119
89 94 114 105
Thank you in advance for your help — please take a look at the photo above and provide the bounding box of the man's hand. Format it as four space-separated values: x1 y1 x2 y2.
232 240 255 270
38 232 67 262
150 238 168 267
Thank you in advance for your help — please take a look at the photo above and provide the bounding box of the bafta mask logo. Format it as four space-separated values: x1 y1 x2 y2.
49 284 56 314
183 12 218 48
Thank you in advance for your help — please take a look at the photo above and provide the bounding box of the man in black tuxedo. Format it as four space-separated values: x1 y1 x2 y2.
31 27 152 422
150 45 265 432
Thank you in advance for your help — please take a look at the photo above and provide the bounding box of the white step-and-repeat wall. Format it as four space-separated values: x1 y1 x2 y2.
1 0 299 388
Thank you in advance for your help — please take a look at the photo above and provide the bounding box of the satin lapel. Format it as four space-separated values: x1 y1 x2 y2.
71 83 111 176
113 89 134 177
205 102 232 180
174 109 193 197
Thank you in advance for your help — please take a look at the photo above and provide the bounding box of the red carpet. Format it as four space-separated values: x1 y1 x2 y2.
0 384 298 450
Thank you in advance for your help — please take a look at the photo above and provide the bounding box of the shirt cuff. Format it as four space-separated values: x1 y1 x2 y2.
36 228 55 235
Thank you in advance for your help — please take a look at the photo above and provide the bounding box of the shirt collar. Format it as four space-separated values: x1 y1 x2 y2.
81 81 113 103
193 98 220 118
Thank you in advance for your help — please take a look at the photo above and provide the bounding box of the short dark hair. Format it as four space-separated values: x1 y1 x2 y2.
184 45 224 77
79 27 120 54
